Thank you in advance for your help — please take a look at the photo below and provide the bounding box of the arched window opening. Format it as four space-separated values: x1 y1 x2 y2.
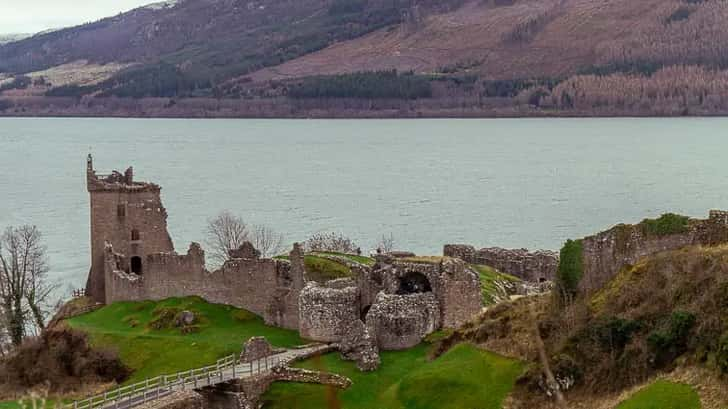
396 272 432 295
131 256 143 274
131 229 140 241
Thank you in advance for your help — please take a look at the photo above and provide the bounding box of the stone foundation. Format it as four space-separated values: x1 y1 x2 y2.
366 292 440 350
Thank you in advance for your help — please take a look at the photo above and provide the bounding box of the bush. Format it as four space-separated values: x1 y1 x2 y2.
594 318 642 351
0 328 129 392
640 213 690 236
303 232 360 254
647 311 696 366
718 332 728 374
557 239 584 299
0 99 12 111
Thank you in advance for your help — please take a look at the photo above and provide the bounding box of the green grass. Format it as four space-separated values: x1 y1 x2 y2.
67 297 303 383
616 380 701 409
310 252 375 267
275 254 355 282
0 399 63 409
263 343 524 409
471 264 521 305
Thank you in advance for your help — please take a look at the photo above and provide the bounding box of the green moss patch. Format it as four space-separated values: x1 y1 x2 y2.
67 297 303 383
616 380 701 409
639 213 690 237
310 251 375 266
263 343 523 409
471 264 521 305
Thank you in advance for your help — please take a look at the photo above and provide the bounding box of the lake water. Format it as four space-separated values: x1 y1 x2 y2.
1 117 727 289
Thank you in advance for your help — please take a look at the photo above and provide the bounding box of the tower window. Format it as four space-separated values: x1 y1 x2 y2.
130 256 143 274
131 229 140 241
117 204 126 218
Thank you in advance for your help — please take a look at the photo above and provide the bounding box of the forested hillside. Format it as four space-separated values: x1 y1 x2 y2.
2 0 728 117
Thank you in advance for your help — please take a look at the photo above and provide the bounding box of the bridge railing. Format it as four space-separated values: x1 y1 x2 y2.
67 353 287 409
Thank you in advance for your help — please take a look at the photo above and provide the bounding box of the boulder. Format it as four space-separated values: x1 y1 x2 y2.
175 310 196 327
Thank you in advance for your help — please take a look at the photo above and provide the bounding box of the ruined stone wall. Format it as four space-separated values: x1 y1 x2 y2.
444 245 558 282
579 210 728 293
86 156 174 303
298 282 360 342
366 292 440 350
105 243 305 330
379 258 481 329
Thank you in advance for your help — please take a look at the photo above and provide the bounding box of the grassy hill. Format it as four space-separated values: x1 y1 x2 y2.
617 380 700 409
436 244 728 407
263 342 524 409
67 297 303 382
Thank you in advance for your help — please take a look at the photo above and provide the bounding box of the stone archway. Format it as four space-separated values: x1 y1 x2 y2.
396 271 432 295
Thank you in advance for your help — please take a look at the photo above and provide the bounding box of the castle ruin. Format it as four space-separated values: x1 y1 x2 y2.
84 158 483 352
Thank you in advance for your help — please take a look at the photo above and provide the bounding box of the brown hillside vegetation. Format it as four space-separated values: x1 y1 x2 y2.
436 244 728 408
0 327 129 400
248 0 726 82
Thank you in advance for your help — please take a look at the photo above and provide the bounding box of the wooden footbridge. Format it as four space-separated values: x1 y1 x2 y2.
66 344 331 409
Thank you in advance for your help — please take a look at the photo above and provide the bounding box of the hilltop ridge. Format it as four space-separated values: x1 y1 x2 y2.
2 0 728 117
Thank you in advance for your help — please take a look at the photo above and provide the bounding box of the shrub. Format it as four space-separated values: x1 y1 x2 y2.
647 311 696 366
666 6 693 24
718 332 728 374
303 232 360 254
148 306 182 330
0 99 13 111
557 239 584 299
0 328 129 392
640 213 690 236
594 318 642 351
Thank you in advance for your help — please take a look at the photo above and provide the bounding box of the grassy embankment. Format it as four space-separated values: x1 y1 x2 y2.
264 342 524 409
275 251 374 282
616 380 701 409
470 264 521 305
67 297 303 383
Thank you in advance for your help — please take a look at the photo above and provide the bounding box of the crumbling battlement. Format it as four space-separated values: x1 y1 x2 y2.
579 210 728 293
89 159 484 352
376 257 482 329
105 241 305 330
444 244 559 282
86 155 174 302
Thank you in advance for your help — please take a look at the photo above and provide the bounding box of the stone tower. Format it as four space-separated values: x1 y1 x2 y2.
85 155 174 303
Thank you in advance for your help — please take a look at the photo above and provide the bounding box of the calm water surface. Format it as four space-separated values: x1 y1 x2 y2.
1 117 727 288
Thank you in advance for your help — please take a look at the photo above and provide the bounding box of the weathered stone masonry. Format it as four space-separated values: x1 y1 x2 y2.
444 244 559 282
88 159 483 350
579 210 728 293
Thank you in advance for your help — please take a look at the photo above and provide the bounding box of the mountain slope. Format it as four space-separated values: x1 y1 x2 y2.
2 0 728 116
246 0 728 82
0 0 460 97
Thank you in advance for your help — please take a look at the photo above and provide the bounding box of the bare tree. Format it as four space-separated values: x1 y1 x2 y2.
205 211 249 268
0 225 57 346
376 233 396 254
250 224 285 258
304 232 359 254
